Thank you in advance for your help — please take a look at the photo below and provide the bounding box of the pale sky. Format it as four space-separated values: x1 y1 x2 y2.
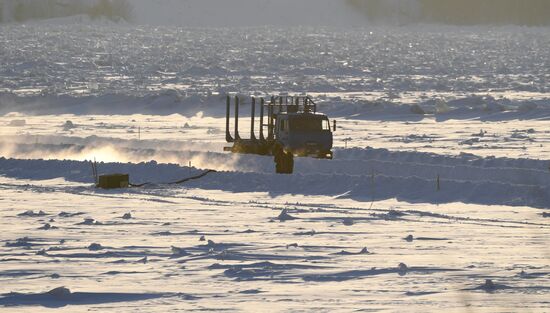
132 0 365 27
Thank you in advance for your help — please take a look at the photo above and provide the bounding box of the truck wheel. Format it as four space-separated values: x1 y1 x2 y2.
286 152 294 174
274 151 293 174
275 156 284 173
274 146 284 174
281 151 294 174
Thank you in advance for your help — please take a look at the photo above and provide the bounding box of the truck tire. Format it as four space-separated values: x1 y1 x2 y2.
286 152 294 174
275 151 294 174
281 151 294 174
274 145 284 174
275 156 284 173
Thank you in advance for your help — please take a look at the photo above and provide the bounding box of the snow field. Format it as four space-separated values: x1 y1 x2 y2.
1 22 549 312
0 176 549 312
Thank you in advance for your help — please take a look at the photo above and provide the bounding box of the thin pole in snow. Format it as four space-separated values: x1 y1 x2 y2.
369 169 375 209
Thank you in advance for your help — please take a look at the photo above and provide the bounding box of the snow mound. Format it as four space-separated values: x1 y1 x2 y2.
1 153 548 208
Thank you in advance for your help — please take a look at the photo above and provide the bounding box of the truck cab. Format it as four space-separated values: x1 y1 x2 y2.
275 113 333 159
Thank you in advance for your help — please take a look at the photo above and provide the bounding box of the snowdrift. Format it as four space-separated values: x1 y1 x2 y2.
1 147 548 208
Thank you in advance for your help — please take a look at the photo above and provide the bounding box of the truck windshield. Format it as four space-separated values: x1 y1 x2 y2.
290 117 329 132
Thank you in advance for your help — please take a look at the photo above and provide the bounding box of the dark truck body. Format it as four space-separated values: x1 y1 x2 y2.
276 113 333 159
224 95 334 173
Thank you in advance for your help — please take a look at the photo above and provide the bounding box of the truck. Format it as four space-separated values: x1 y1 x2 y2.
224 95 334 174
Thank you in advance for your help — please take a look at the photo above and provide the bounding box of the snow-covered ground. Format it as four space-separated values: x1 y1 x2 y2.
1 22 549 312
1 175 548 312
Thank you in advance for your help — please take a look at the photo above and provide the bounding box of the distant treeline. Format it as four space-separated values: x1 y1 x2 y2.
347 0 550 26
0 0 133 23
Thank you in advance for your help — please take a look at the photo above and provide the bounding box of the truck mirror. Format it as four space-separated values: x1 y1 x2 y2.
333 120 337 132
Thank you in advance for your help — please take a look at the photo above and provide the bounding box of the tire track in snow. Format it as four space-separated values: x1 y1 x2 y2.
2 141 549 188
1 154 549 208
